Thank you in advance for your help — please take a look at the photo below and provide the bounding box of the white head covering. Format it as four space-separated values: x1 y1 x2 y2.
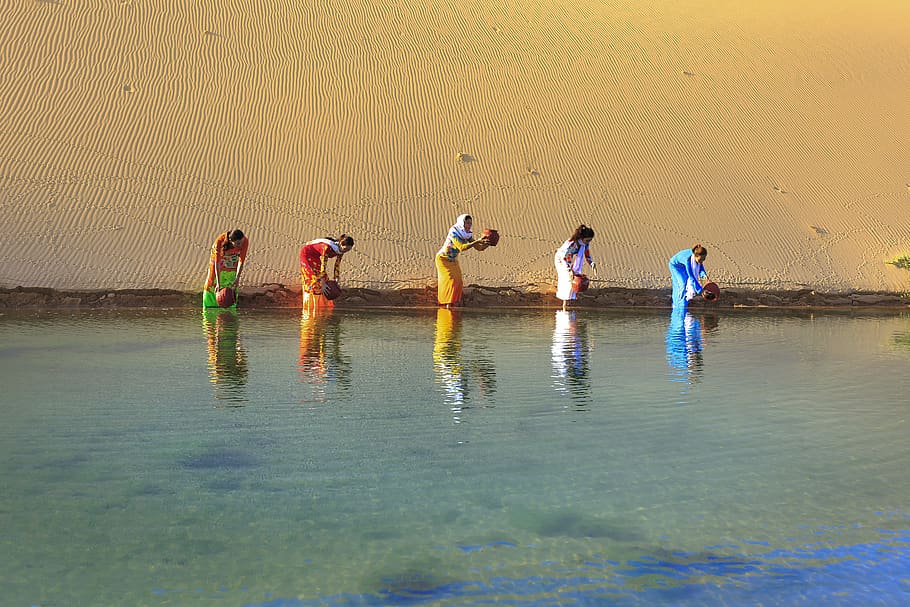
451 214 473 240
310 238 343 254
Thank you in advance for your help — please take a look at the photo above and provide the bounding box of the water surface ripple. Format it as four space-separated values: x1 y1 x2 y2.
1 308 909 606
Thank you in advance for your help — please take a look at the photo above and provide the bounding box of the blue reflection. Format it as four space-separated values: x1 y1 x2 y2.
241 528 910 607
665 308 704 384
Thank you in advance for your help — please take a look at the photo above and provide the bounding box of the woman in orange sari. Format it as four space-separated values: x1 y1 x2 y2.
203 229 249 309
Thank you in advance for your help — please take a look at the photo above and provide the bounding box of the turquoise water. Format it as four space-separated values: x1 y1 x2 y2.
2 307 909 606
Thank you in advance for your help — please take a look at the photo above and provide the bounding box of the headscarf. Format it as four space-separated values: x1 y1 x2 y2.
310 238 343 255
451 214 473 241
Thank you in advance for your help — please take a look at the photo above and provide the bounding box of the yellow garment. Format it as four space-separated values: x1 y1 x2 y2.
436 255 463 305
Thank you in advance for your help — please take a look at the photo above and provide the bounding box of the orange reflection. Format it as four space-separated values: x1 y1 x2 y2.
302 289 334 314
299 305 350 403
202 308 248 405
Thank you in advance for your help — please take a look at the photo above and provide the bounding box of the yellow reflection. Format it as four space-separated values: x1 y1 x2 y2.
202 308 248 406
433 308 496 422
433 308 466 420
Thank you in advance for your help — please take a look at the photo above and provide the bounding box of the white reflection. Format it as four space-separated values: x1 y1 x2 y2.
551 310 592 403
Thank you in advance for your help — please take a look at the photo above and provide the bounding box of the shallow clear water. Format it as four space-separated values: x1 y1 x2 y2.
2 307 909 606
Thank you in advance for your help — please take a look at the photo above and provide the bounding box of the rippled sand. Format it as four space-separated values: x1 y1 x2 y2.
2 1 909 293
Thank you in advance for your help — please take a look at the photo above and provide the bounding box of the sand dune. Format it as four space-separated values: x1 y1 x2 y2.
2 0 909 293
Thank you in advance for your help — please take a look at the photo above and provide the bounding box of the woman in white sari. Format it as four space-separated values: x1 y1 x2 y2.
554 225 596 311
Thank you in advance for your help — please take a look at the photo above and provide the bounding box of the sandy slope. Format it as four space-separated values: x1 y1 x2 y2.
2 0 909 292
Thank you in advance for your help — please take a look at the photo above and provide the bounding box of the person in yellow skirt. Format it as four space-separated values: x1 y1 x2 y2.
435 214 490 308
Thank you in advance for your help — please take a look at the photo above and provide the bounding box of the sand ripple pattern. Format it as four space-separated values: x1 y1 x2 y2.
1 1 909 291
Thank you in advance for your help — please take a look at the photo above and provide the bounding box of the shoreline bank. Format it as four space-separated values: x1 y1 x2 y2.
1 285 908 311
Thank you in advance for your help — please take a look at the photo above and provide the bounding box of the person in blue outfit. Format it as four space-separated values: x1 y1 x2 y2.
668 244 709 308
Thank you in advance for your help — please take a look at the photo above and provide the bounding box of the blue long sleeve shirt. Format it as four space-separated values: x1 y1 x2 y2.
670 249 707 293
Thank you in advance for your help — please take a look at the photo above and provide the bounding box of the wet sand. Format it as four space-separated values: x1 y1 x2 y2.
1 285 906 311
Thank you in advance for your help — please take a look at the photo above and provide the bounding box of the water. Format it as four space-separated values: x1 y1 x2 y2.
2 306 909 606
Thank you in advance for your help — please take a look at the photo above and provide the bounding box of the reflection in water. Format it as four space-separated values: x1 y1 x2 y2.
302 288 334 315
433 309 466 411
893 329 910 351
551 310 592 403
432 308 496 422
299 306 351 403
202 309 248 405
7 311 910 606
665 308 711 385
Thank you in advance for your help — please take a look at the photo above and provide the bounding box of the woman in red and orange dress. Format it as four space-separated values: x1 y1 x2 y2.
300 235 355 305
